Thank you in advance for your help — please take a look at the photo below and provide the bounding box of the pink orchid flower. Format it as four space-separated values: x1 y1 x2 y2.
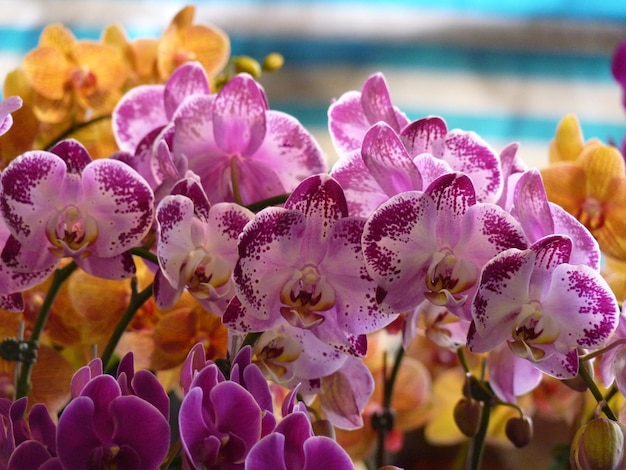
172 73 326 205
363 172 527 320
155 176 253 315
468 235 619 379
224 174 396 356
0 139 154 279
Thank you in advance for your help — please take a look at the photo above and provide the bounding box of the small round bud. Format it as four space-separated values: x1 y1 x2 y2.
453 397 483 437
233 56 262 78
311 419 335 440
262 52 284 72
570 418 626 470
505 415 533 448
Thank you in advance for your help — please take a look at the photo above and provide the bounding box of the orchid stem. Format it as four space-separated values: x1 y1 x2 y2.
466 398 491 470
130 246 159 265
578 357 618 421
15 261 77 399
101 278 153 372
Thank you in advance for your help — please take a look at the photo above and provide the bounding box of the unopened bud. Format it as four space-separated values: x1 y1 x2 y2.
262 52 284 72
505 415 533 448
453 397 483 437
311 419 335 440
233 56 262 78
570 417 626 470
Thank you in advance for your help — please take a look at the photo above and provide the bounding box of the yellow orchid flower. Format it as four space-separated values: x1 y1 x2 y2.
541 115 626 260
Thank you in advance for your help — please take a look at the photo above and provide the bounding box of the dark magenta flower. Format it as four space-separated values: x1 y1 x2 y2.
245 411 354 470
56 355 170 469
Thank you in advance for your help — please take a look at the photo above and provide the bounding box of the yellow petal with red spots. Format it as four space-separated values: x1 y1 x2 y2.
22 47 71 100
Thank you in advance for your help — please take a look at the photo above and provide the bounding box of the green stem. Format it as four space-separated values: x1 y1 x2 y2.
245 193 290 213
42 115 111 151
15 261 78 399
578 357 618 421
130 246 159 265
466 399 491 470
101 279 153 372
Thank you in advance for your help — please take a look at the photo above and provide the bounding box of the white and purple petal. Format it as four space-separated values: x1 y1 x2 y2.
0 96 21 136
163 61 210 118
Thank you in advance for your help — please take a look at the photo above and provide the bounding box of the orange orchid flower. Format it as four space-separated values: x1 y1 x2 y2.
21 24 128 124
157 5 230 83
541 115 626 260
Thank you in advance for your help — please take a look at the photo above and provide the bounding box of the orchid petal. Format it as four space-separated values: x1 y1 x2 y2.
49 139 92 174
0 96 22 136
172 94 218 164
303 436 355 470
328 90 372 156
113 84 167 153
163 61 209 118
487 345 543 402
513 169 555 242
246 433 288 470
400 115 448 156
56 397 104 469
363 191 437 313
83 159 154 257
361 72 404 132
213 74 267 156
361 122 422 196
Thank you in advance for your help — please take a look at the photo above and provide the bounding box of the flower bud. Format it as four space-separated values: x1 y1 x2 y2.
453 397 483 437
505 415 533 448
570 418 626 470
233 56 262 78
262 52 284 72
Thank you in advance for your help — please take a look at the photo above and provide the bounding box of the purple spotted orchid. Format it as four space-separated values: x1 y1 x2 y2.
113 61 210 156
468 235 619 379
363 172 527 321
56 353 170 470
224 174 396 357
245 410 354 470
0 139 154 279
328 72 409 157
509 169 600 269
172 73 327 205
0 96 22 137
330 122 452 217
600 307 626 396
155 176 253 314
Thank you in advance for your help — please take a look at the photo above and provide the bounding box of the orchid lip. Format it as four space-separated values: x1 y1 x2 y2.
45 205 99 256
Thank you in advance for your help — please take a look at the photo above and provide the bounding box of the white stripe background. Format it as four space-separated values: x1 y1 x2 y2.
1 0 626 169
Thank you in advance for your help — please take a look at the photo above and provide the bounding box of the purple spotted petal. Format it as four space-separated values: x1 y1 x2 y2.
436 130 502 202
363 191 438 313
400 115 448 156
0 96 21 136
426 173 476 246
249 111 327 191
413 153 453 188
330 149 390 217
469 248 534 351
172 94 218 164
1 151 67 244
360 72 407 132
0 293 23 312
213 73 267 156
109 396 170 469
513 170 554 242
49 139 91 174
328 90 372 156
163 62 209 118
361 122 422 196
77 252 137 280
113 84 168 153
83 159 154 257
542 263 618 349
324 217 394 334
285 174 348 227
157 195 197 288
550 204 600 269
231 208 305 327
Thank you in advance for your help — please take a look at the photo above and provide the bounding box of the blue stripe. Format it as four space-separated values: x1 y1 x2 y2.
271 102 626 143
0 27 615 82
63 0 626 22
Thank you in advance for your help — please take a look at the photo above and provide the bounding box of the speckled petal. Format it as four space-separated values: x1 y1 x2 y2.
163 61 209 118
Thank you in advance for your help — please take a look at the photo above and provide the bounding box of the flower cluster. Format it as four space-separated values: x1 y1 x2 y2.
0 6 626 469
